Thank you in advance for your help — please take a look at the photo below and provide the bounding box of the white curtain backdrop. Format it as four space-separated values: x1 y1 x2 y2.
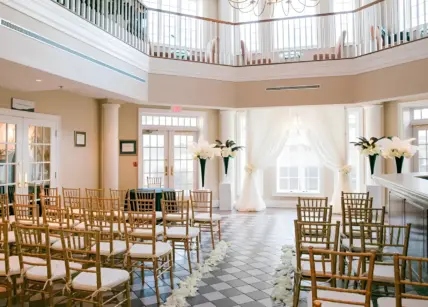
293 106 351 213
235 108 291 212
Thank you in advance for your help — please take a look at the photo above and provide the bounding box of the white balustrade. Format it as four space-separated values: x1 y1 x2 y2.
51 0 428 66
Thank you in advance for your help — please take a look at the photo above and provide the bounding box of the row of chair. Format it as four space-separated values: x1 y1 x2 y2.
293 192 426 307
0 188 222 305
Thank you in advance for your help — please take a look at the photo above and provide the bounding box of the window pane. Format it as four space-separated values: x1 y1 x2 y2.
422 109 428 119
414 109 422 120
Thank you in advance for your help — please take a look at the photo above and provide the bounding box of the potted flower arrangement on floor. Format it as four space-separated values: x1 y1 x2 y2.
351 137 384 175
214 139 244 180
188 139 220 188
379 137 418 173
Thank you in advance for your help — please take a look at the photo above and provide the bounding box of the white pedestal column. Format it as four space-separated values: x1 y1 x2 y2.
102 103 120 190
364 104 384 208
219 110 236 211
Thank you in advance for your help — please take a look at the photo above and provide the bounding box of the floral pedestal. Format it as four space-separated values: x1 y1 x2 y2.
395 156 404 174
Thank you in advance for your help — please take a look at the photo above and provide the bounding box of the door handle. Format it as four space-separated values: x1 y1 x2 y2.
164 165 168 176
170 166 174 176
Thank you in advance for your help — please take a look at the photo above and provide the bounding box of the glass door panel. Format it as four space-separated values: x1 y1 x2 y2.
142 131 167 187
171 132 197 192
23 119 57 198
414 125 428 172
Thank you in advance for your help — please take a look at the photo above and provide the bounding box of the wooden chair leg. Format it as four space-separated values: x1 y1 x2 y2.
154 259 161 304
125 282 131 307
48 285 54 307
293 273 301 307
172 241 176 265
196 236 200 263
218 220 222 241
169 254 174 290
210 223 215 249
185 239 192 274
20 279 26 307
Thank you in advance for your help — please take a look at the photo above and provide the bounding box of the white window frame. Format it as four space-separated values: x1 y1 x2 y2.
274 162 323 196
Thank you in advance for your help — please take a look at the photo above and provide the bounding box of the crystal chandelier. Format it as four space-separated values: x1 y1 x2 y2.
228 0 320 17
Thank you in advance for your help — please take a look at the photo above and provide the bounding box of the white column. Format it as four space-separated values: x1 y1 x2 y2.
219 110 236 211
364 104 384 207
102 103 120 190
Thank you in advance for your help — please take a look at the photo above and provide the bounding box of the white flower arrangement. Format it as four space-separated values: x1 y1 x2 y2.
351 137 383 156
162 241 230 307
339 165 352 175
271 245 296 306
379 137 418 159
188 140 220 160
214 139 244 158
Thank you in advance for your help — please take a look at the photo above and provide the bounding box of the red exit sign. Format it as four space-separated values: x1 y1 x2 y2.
171 106 182 113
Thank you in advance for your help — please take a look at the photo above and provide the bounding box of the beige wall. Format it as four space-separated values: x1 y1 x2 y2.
119 104 221 199
149 58 428 109
0 87 101 188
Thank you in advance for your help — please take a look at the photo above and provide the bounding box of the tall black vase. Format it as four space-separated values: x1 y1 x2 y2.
223 157 230 176
369 154 378 176
199 158 207 188
395 156 404 174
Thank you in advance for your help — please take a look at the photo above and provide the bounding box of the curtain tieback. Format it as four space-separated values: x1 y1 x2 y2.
339 165 352 175
245 164 255 175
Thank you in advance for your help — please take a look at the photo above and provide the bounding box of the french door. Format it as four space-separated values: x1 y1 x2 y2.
414 125 428 172
0 111 58 203
141 130 198 191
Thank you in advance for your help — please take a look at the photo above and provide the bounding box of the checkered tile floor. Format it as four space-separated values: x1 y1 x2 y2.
18 209 300 307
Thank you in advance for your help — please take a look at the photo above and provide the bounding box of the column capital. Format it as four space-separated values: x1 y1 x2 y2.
102 103 121 110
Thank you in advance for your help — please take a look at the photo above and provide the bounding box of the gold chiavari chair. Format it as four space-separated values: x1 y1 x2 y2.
62 187 81 198
162 198 200 273
42 187 58 197
0 195 15 244
297 205 333 223
342 191 370 200
60 229 131 306
147 176 162 188
293 220 340 307
359 223 411 294
93 198 127 236
13 201 40 226
40 194 61 208
86 205 127 267
378 254 428 307
308 247 376 307
125 210 173 304
298 196 329 208
15 224 82 306
162 190 191 223
13 193 35 206
130 190 163 220
85 188 104 200
341 196 373 239
64 196 90 220
110 188 129 217
190 190 221 249
42 204 76 230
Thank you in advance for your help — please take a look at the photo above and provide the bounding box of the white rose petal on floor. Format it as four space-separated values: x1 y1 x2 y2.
162 240 230 307
271 245 296 306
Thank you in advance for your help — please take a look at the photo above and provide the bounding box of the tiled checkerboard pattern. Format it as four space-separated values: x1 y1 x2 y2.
18 209 301 307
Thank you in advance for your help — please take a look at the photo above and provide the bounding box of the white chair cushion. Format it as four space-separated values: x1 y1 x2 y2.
378 297 428 307
301 242 332 250
8 216 15 223
113 211 128 219
16 217 44 225
165 213 186 221
92 240 128 256
194 213 221 222
342 239 379 252
72 267 129 292
40 234 60 245
131 225 163 237
307 290 373 306
370 264 395 283
0 255 45 276
51 236 86 251
300 261 333 276
25 260 82 282
7 231 15 243
166 227 199 239
129 242 171 258
75 222 86 230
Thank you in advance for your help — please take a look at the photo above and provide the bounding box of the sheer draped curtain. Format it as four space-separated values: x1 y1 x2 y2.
295 106 350 213
235 108 290 212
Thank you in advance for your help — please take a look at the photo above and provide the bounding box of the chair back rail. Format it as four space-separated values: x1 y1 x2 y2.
297 197 328 208
40 195 62 208
296 205 333 223
347 206 386 245
126 210 157 255
190 190 213 216
129 190 156 212
341 196 373 236
147 177 162 188
85 188 105 200
309 247 376 307
62 187 81 198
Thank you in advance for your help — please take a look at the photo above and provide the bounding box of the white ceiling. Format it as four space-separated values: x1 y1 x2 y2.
0 58 133 102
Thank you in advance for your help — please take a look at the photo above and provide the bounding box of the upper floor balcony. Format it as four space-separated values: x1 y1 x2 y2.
50 0 428 66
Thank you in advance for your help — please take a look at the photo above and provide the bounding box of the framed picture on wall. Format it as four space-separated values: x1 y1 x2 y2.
74 131 86 147
120 140 137 155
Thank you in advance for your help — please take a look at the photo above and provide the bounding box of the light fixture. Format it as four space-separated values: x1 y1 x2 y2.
35 79 42 82
228 0 320 17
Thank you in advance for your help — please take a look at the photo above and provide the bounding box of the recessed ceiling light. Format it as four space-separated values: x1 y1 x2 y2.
35 79 42 82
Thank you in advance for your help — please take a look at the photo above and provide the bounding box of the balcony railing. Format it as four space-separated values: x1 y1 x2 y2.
52 0 428 66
